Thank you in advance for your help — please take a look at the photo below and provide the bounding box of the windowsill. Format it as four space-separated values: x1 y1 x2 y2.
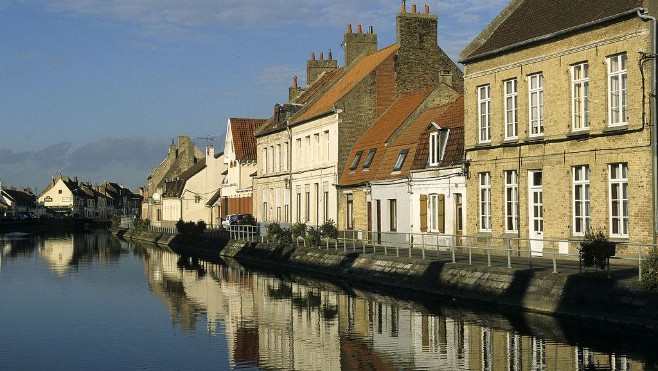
391 170 402 175
502 138 518 144
475 231 492 237
608 236 629 243
603 124 628 133
501 232 520 239
567 130 589 138
524 136 544 143
475 142 491 148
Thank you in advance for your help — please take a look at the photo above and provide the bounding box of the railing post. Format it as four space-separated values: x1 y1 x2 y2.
487 248 491 267
507 239 512 269
452 238 456 263
421 234 426 260
639 248 643 282
362 236 366 254
552 240 558 274
528 242 533 271
384 234 388 256
396 233 400 258
408 233 412 258
352 232 355 251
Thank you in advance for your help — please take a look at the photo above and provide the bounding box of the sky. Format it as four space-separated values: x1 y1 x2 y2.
0 0 509 193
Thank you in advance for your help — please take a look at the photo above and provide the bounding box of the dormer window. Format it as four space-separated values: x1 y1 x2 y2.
362 149 376 170
393 149 409 172
429 128 449 167
349 151 363 171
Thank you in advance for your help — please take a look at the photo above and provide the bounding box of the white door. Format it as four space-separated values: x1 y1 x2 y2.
528 170 544 256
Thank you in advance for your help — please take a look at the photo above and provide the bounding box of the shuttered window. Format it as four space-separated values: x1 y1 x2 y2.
419 195 428 232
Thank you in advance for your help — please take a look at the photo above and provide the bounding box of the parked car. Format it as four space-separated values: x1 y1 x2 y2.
229 214 257 226
222 214 236 228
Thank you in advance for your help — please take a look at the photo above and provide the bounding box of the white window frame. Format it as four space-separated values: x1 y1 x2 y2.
429 128 449 167
609 163 628 237
504 170 518 233
607 53 627 126
479 172 492 232
429 194 439 232
571 62 589 131
478 85 491 143
504 79 518 139
528 73 544 137
573 165 590 236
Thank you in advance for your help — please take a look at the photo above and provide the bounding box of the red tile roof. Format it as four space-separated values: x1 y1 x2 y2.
461 0 645 62
338 88 434 186
411 95 464 169
229 118 267 161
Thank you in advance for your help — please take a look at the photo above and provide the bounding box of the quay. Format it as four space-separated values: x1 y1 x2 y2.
115 227 658 331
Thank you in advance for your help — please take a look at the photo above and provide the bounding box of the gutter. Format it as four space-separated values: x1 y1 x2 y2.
461 8 644 64
637 9 657 239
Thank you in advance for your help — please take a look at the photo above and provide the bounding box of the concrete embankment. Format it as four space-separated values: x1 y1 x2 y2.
221 240 658 331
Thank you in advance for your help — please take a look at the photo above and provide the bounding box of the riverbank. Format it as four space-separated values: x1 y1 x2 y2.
113 229 658 330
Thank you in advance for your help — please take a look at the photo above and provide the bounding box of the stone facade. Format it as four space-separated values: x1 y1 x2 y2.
461 14 656 244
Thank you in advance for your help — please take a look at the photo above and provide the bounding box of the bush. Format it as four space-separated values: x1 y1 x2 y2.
642 248 658 289
176 220 206 239
320 219 338 238
580 229 615 270
267 222 283 239
134 218 150 231
305 227 322 247
291 222 306 240
278 228 293 245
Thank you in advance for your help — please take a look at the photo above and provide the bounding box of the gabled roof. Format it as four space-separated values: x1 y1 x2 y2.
293 68 345 106
2 189 36 206
162 158 206 198
39 175 79 198
292 44 399 124
373 95 464 181
338 88 434 187
460 0 645 63
206 188 222 207
229 118 267 161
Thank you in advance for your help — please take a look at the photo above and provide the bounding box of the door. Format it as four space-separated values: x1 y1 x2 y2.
528 170 544 256
454 193 463 246
367 201 372 242
376 200 382 244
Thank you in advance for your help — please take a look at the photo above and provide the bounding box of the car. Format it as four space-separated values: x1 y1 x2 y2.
229 214 257 226
222 214 236 227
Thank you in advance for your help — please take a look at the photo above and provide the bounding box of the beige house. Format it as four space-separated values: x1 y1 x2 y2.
38 175 81 216
460 0 657 247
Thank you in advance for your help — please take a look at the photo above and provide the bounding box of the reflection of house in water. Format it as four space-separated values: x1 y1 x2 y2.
40 237 75 275
140 246 641 370
39 232 126 276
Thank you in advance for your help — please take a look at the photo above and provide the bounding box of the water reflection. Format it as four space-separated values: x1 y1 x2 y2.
137 243 647 371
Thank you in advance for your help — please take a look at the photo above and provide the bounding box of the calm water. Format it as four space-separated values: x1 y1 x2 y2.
0 230 656 370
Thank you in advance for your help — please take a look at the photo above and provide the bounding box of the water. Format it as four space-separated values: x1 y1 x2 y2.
0 230 655 370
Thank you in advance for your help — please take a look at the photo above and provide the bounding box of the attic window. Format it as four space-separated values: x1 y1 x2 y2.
362 149 376 170
349 151 363 171
429 129 450 167
393 149 409 172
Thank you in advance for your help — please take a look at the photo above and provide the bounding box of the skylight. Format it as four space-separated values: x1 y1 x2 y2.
362 149 376 169
393 149 409 172
349 151 363 171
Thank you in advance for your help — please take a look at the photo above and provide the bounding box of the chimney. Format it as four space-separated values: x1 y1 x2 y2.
289 76 304 101
343 22 377 66
306 49 337 86
206 144 214 159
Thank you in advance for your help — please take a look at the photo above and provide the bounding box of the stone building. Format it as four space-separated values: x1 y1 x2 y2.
253 3 463 229
142 135 204 226
459 0 657 248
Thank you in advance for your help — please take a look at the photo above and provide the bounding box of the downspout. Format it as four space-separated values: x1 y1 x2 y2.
287 123 293 223
638 9 657 240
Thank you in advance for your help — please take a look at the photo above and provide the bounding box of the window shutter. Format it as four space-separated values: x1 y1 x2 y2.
419 195 428 232
438 194 445 233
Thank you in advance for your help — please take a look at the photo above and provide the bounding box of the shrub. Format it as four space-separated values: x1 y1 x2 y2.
580 229 615 270
134 218 151 231
291 222 306 240
278 228 293 245
267 222 283 240
642 248 658 289
320 219 338 238
305 227 322 247
176 220 205 239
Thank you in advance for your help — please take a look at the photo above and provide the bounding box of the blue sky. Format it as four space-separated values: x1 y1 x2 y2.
0 0 508 192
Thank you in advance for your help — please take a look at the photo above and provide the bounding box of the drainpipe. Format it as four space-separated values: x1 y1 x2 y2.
638 9 657 241
287 123 293 224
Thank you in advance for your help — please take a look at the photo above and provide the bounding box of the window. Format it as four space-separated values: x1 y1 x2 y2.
314 133 320 164
428 194 445 232
305 188 310 222
393 149 409 172
275 144 281 172
528 73 544 136
573 165 590 236
362 149 376 169
324 191 329 223
504 79 518 139
389 199 397 231
608 53 627 126
346 194 354 229
282 142 288 171
296 188 301 222
504 170 518 233
429 129 449 166
305 136 311 165
350 151 363 171
295 139 301 167
478 85 491 143
479 172 492 232
571 63 589 131
609 163 628 237
262 148 267 174
324 130 330 162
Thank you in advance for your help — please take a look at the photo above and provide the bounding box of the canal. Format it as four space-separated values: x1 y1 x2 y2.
0 230 655 370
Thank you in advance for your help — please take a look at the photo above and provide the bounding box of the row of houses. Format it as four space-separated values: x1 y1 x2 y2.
0 176 142 219
143 0 657 247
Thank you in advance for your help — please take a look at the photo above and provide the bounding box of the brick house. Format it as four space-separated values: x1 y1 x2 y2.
254 3 463 229
460 0 657 250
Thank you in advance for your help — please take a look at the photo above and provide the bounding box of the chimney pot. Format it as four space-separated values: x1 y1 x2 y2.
401 1 406 13
357 24 362 33
425 5 429 14
328 49 332 60
368 25 373 34
347 24 352 33
293 76 298 89
311 51 315 61
319 52 324 60
411 4 416 13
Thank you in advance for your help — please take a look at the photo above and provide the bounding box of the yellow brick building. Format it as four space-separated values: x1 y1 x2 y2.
460 0 657 245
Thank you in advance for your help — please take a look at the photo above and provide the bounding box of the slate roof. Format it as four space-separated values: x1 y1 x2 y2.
229 118 267 161
461 0 645 62
292 44 399 124
162 158 206 198
206 188 222 206
373 95 464 181
338 88 434 187
2 189 36 206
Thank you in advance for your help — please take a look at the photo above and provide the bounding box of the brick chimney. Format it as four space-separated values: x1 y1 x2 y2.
343 23 377 67
394 4 463 96
306 50 338 86
289 76 304 101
